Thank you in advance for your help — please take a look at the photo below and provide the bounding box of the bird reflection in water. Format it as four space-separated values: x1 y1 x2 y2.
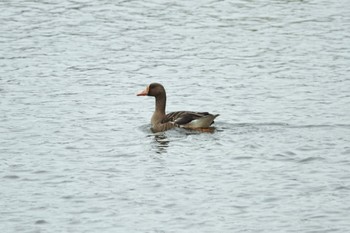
148 127 218 154
153 134 169 154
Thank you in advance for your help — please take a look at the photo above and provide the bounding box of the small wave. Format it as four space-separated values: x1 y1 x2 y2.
288 124 350 129
218 122 289 128
298 156 325 163
334 185 350 191
217 122 350 130
3 175 20 179
137 124 151 133
35 220 48 225
233 156 254 160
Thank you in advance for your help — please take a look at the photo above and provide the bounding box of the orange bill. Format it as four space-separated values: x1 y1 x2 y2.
137 86 149 96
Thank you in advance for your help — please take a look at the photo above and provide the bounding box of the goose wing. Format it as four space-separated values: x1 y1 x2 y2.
163 111 210 125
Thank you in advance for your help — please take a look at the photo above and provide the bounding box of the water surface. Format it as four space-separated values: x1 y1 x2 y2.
1 0 350 232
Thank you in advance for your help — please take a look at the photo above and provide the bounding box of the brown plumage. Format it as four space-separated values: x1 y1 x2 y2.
137 83 219 133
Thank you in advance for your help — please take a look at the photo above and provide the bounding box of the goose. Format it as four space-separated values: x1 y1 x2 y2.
137 83 219 132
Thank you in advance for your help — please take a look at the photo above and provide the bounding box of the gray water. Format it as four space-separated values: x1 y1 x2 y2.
1 0 350 232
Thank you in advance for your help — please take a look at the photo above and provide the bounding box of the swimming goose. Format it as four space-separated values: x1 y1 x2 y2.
137 83 219 133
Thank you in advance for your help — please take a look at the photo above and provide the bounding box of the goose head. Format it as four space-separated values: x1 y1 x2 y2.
137 83 166 97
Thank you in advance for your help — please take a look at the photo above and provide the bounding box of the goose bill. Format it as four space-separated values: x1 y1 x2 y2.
137 86 149 96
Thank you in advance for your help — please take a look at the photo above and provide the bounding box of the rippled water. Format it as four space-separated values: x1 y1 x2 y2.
1 0 350 232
